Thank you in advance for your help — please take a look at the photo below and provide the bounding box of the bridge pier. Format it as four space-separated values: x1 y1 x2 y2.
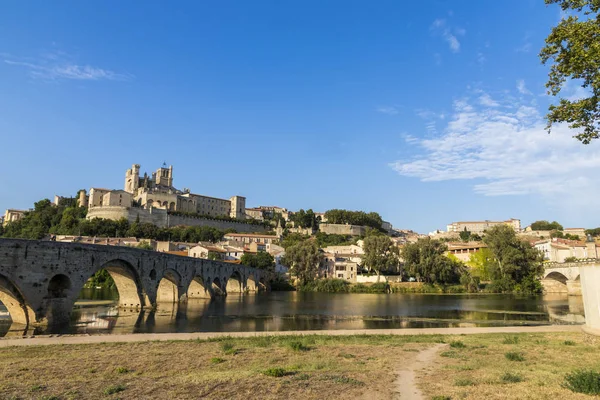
566 279 581 296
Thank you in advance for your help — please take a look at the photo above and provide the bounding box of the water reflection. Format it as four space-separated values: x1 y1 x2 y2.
0 291 586 337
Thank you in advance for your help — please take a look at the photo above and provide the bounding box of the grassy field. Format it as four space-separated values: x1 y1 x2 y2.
0 332 599 399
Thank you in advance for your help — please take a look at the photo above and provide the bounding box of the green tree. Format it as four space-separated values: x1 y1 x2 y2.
586 227 600 237
136 240 153 250
466 247 495 281
483 225 545 293
323 209 383 229
280 232 310 249
530 220 563 231
281 240 322 284
459 228 471 242
402 238 465 284
314 232 355 247
541 0 600 143
289 209 318 229
207 251 222 261
362 235 400 280
241 251 275 271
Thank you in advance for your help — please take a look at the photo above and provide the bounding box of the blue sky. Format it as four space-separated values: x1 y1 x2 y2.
1 0 598 233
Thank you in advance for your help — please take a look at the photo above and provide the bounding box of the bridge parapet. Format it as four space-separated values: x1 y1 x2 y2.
0 238 269 328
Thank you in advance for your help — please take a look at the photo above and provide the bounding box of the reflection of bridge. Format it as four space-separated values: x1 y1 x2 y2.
542 263 583 296
0 239 269 328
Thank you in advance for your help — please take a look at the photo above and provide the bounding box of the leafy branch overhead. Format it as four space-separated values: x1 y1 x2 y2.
541 0 600 143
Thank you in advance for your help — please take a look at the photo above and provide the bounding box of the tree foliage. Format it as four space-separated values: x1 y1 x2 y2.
241 251 275 271
530 220 564 231
289 209 318 229
323 209 383 229
401 238 466 284
280 232 310 249
541 0 600 143
281 240 322 284
586 227 600 237
362 235 400 278
459 228 471 242
314 232 355 248
467 247 495 281
483 225 545 293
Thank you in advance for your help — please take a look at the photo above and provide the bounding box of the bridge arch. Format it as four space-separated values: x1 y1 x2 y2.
156 269 184 303
226 271 244 294
87 259 147 308
0 274 35 325
188 276 210 299
545 271 568 285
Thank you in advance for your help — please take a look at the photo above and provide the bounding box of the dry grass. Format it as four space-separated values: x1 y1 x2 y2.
0 332 599 399
0 335 441 400
421 331 600 400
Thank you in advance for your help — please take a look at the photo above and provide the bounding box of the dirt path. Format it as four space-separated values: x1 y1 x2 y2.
394 344 446 399
0 325 580 347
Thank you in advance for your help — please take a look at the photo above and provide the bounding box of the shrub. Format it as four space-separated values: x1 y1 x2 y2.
563 370 600 395
502 336 519 344
431 397 452 400
220 342 237 355
455 378 475 386
287 340 309 352
263 367 287 377
298 279 350 293
505 352 525 362
440 351 460 358
563 340 576 346
29 384 46 392
210 357 225 364
103 384 126 395
449 341 466 349
501 372 523 383
115 366 130 374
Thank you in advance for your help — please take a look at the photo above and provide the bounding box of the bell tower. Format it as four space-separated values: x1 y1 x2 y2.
125 164 140 193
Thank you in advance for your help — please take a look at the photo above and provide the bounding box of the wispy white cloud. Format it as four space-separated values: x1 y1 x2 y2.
430 19 465 53
515 32 532 53
476 52 486 65
516 79 532 95
478 92 499 107
390 88 600 207
376 105 401 115
3 51 132 82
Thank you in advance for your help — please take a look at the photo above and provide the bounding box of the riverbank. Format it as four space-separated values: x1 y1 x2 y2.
0 328 596 399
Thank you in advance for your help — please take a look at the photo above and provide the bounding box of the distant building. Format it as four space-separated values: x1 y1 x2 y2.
2 209 26 227
534 238 600 263
82 164 247 222
446 218 521 234
446 242 487 262
223 233 279 245
320 253 359 281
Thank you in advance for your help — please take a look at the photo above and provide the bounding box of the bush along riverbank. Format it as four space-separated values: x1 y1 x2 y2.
295 279 390 294
274 278 532 295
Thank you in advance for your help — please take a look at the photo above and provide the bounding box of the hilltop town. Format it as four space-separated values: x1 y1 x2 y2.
2 163 600 294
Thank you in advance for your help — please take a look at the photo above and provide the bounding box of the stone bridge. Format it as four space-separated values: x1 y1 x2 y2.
542 262 583 296
0 239 269 328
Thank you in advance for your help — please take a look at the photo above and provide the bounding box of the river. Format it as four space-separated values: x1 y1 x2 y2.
0 289 585 337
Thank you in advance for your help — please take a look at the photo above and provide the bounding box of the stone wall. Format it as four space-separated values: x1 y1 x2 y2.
319 223 367 236
86 206 266 233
